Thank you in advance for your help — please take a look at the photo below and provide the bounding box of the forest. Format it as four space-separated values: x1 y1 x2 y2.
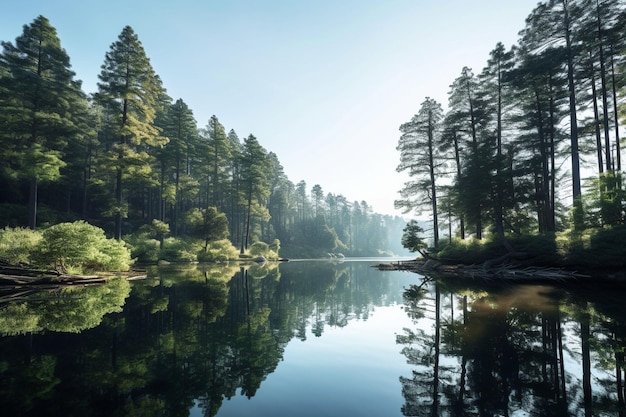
396 0 626 269
0 16 408 261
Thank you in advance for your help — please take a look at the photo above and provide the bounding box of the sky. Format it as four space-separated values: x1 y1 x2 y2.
1 0 541 216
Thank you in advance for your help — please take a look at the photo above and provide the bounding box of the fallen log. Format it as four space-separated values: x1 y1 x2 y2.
375 259 590 282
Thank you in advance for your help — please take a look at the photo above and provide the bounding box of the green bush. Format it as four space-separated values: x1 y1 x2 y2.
198 239 239 262
507 233 561 266
268 239 281 256
248 240 280 260
129 238 160 263
32 221 131 273
557 225 626 269
436 236 504 264
249 241 269 256
0 227 42 265
160 237 196 262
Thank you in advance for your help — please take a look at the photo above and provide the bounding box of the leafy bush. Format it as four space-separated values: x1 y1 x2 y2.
557 225 626 269
248 240 280 260
507 233 561 266
268 239 281 256
127 237 160 263
198 239 239 262
249 241 269 256
436 237 504 264
32 221 131 273
0 227 42 265
159 237 196 262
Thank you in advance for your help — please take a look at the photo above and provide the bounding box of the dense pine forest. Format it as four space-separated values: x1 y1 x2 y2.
396 0 626 270
0 16 408 261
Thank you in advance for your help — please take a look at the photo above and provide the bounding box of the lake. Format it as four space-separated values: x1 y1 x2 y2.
1 259 626 416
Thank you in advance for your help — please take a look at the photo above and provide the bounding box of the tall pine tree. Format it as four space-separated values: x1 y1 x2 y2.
95 26 166 239
0 15 88 229
396 97 444 246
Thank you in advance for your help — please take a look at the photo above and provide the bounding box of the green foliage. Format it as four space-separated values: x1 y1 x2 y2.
184 207 229 251
197 238 239 262
268 239 281 256
0 227 42 265
247 241 280 260
139 219 170 249
0 204 27 227
32 221 131 273
0 278 130 335
582 172 625 227
557 225 626 269
0 15 90 228
94 25 166 239
507 233 561 265
249 241 269 256
127 237 160 263
436 236 505 264
401 220 427 254
159 237 196 262
0 15 487 261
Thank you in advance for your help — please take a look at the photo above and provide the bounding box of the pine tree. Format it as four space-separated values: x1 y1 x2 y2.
157 98 198 234
447 67 489 239
202 115 233 211
239 134 271 253
521 0 586 226
94 26 166 239
0 15 88 229
478 42 520 245
396 97 444 246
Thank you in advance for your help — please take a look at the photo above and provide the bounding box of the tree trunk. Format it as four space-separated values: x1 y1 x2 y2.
563 0 582 219
114 167 122 240
28 177 37 229
610 44 621 171
590 53 604 174
596 0 612 171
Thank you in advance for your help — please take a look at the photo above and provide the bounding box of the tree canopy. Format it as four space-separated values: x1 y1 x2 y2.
0 17 406 259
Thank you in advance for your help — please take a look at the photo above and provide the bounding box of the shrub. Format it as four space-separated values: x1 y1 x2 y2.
129 238 160 263
268 239 280 255
160 237 196 262
0 227 42 265
507 233 561 266
249 241 269 256
33 221 131 273
198 239 239 262
436 237 504 264
248 240 280 260
557 225 626 269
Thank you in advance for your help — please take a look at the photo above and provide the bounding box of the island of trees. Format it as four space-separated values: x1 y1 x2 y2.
0 16 408 269
397 0 626 273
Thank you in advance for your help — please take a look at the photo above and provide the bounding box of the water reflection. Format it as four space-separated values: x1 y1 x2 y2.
398 277 626 416
4 261 625 416
0 278 130 335
0 261 412 417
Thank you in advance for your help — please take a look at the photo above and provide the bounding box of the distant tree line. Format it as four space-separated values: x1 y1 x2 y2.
0 16 406 258
397 0 626 250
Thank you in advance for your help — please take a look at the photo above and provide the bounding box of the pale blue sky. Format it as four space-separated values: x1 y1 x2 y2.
1 0 540 216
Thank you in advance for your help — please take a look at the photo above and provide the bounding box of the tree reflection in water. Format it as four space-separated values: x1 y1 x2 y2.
397 277 626 416
0 261 411 417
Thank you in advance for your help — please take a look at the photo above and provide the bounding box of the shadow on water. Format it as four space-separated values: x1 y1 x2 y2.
398 274 626 417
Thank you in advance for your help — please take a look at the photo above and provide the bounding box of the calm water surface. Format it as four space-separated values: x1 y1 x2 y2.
1 259 626 416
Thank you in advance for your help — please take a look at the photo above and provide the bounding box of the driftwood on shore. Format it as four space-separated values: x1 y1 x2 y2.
0 263 146 287
375 258 591 283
